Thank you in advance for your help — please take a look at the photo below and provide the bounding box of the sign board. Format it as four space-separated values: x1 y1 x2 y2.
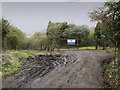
67 39 76 45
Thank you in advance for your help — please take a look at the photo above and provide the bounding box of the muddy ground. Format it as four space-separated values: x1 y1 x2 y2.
2 50 114 88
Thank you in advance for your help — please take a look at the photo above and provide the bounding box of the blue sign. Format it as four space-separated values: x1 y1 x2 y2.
67 39 76 45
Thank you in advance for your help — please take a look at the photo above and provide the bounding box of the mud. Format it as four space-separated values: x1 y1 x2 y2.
2 50 114 88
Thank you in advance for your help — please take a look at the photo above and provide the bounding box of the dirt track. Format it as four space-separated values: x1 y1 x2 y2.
2 50 114 88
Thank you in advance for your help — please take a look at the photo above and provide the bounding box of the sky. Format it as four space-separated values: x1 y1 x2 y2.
2 2 104 35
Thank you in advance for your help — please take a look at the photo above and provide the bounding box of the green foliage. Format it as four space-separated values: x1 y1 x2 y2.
63 25 90 47
63 24 89 39
32 32 45 40
18 53 30 58
46 21 68 50
33 52 46 55
7 35 18 49
106 59 120 88
8 50 18 53
2 18 10 39
94 22 101 39
23 32 47 50
90 2 120 88
46 21 90 50
2 19 47 50
2 18 11 49
2 18 25 50
89 1 120 49
87 33 96 46
101 1 120 49
94 22 109 50
2 58 23 76
9 51 31 58
2 18 94 51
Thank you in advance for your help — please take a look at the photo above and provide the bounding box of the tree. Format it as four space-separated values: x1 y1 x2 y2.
89 1 120 87
6 26 25 50
7 35 18 49
47 21 90 49
94 22 101 49
2 18 26 50
46 21 68 51
104 1 120 50
2 18 11 50
89 1 120 51
30 32 47 50
32 32 44 40
0 19 2 51
63 24 90 47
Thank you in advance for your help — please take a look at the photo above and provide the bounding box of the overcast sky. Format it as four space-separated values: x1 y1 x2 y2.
2 2 104 35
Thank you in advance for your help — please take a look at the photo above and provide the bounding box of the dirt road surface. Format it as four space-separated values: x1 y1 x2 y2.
2 50 114 88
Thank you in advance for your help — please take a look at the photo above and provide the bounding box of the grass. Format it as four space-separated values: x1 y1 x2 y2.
7 50 61 57
2 57 23 78
18 53 30 58
2 61 22 74
79 46 96 50
33 52 47 55
33 51 61 56
2 50 61 78
78 46 118 51
2 50 32 78
8 50 31 58
78 47 118 54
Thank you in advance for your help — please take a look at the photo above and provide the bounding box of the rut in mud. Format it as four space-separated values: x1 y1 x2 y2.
2 50 114 88
2 54 69 88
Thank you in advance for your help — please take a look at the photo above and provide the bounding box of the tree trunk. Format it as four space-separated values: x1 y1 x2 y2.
96 39 98 50
118 47 120 67
118 47 120 88
115 47 116 66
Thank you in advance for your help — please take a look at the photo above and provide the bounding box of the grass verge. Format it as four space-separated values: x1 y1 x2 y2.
2 50 61 78
102 58 120 88
79 46 95 50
